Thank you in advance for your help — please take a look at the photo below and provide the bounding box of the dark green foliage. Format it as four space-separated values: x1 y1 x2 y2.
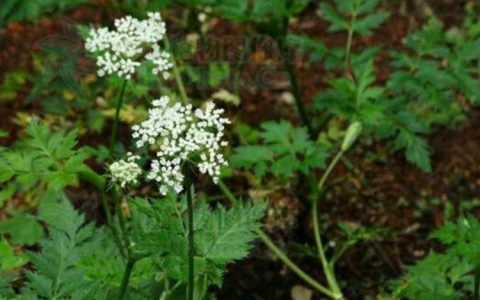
215 0 309 23
0 212 43 246
0 122 92 193
319 0 389 35
0 0 86 26
0 196 154 299
20 199 95 299
231 121 330 179
131 195 265 295
314 59 432 171
286 34 327 63
390 216 480 299
393 253 470 300
388 16 480 127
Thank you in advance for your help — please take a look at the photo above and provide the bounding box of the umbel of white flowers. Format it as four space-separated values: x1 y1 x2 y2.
109 153 142 188
111 97 230 195
85 12 173 80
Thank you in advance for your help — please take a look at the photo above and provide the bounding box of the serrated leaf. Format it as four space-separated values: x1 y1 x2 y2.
355 12 390 36
320 3 348 32
395 131 431 172
197 201 265 263
233 121 330 179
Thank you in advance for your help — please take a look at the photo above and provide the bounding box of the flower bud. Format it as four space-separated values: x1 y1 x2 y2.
341 122 362 152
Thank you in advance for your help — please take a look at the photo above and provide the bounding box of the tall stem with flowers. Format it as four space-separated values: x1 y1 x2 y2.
84 12 232 300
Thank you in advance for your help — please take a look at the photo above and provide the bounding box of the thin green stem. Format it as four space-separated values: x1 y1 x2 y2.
118 259 135 300
218 179 237 204
218 180 339 299
311 151 345 297
344 27 354 70
110 80 128 156
164 36 189 104
312 200 341 294
186 185 194 300
257 229 339 299
475 268 480 300
318 151 344 191
344 10 357 71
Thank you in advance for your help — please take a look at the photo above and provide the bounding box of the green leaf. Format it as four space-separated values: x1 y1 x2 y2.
0 122 91 197
0 0 86 26
395 131 432 172
21 199 96 299
0 239 29 271
196 201 266 264
355 12 390 36
319 3 348 32
0 71 27 101
286 34 327 63
0 213 43 246
208 63 230 87
394 253 468 300
231 146 273 178
232 121 330 180
133 196 265 288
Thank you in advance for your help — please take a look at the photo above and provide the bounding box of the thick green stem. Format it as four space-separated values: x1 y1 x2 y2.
78 168 110 224
257 230 339 299
278 37 315 139
110 80 128 156
79 167 105 191
186 185 194 300
118 259 135 300
79 168 127 258
165 36 189 104
233 32 253 96
112 189 132 258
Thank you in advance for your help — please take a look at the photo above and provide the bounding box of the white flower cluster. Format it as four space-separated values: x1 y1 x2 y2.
109 153 142 188
85 12 173 80
132 97 230 195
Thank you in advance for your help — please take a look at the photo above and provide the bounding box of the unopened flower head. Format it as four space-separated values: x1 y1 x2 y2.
109 153 142 188
132 97 230 195
85 12 173 80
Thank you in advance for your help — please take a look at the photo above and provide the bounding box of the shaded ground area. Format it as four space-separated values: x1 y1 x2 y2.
0 2 479 299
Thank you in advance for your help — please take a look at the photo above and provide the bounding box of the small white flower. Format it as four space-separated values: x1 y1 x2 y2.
85 12 171 80
132 97 230 195
109 153 142 188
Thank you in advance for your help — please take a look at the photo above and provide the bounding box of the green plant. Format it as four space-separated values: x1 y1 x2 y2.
388 215 480 300
0 122 92 198
0 10 268 300
0 0 87 26
319 0 389 67
231 121 330 181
